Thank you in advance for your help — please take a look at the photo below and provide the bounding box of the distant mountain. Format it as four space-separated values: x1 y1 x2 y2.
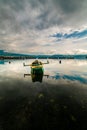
0 50 87 59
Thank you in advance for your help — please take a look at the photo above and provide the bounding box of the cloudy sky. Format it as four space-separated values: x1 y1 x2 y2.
0 0 87 54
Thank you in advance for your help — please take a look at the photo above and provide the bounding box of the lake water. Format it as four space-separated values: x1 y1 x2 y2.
0 59 87 130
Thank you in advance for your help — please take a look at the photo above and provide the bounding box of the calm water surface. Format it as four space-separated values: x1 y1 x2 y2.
0 59 87 130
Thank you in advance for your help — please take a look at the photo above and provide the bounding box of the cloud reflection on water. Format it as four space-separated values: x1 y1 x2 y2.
0 59 87 129
0 59 87 84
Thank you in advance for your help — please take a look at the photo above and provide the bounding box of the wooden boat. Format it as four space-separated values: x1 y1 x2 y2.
23 60 49 82
30 60 44 75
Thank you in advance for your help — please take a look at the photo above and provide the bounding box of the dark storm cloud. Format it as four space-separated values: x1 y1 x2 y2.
53 0 83 13
0 0 22 32
0 0 87 53
0 0 25 11
0 0 87 32
34 0 87 29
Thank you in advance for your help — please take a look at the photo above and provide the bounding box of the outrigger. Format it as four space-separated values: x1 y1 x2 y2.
23 60 49 82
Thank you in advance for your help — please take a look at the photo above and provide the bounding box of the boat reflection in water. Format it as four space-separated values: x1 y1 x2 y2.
23 60 49 82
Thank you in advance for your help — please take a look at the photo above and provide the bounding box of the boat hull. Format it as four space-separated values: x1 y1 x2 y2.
31 65 44 75
31 67 44 75
31 66 44 82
